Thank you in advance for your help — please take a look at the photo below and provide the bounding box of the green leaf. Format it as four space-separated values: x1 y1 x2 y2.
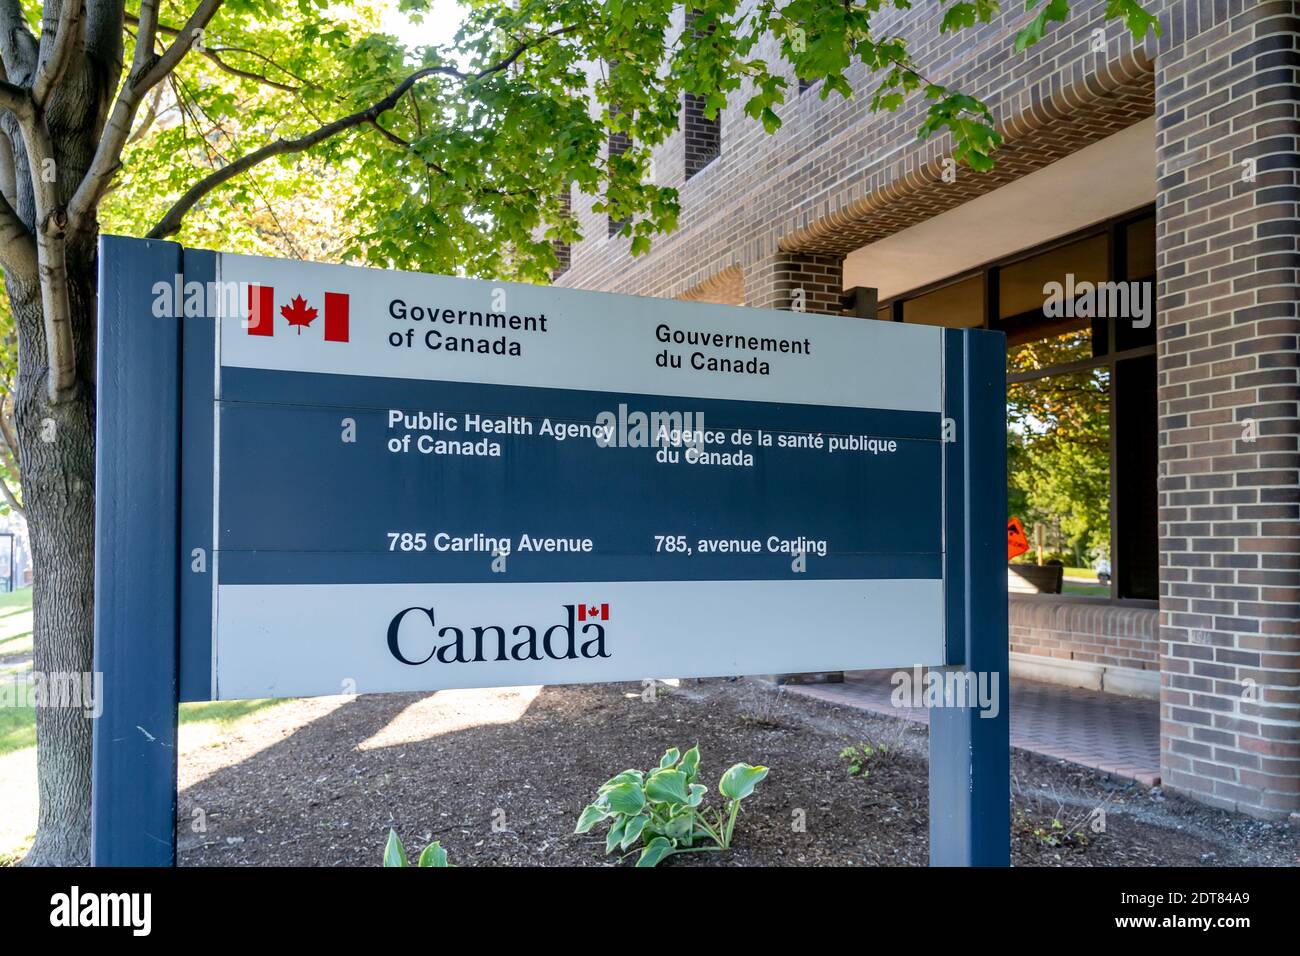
575 804 609 834
645 769 691 805
605 816 628 854
662 813 694 840
382 829 408 867
659 747 681 769
599 770 644 792
687 783 707 807
719 763 770 801
417 841 449 867
604 781 647 816
940 3 978 33
1106 0 1161 40
680 745 701 780
636 836 676 867
620 814 649 849
1014 0 1070 52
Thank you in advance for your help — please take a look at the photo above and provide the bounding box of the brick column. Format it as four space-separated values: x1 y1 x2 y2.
1154 0 1300 818
744 252 845 315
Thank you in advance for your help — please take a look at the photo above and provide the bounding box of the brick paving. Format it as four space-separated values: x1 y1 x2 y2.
784 670 1161 787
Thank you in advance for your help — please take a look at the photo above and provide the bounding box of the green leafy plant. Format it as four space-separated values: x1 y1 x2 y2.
382 828 452 867
575 746 769 867
839 742 888 778
1013 809 1091 850
840 735 904 778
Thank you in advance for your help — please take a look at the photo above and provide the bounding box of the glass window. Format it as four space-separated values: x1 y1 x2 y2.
1126 215 1156 280
880 205 1156 602
902 275 983 328
1116 215 1157 353
1007 356 1111 597
1005 325 1094 375
998 234 1108 320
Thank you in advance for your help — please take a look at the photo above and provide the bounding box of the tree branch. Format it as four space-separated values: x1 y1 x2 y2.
201 47 296 91
146 24 579 239
147 64 456 239
33 0 86 107
132 0 160 66
0 471 22 516
0 129 14 205
67 0 223 241
125 12 301 91
0 387 19 461
0 387 23 514
0 78 28 115
0 0 37 82
5 88 76 400
0 188 36 279
127 83 164 143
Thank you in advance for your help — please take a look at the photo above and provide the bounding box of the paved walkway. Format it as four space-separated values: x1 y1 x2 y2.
784 669 1161 786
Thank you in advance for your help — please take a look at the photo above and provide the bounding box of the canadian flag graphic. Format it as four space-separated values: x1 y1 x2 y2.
577 603 609 622
247 285 349 342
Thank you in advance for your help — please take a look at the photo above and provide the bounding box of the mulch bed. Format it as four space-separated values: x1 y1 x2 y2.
177 678 1296 867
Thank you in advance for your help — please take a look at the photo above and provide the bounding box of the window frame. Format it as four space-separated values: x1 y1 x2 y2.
876 204 1158 607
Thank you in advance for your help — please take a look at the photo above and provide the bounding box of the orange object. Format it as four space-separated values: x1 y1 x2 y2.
1007 517 1030 561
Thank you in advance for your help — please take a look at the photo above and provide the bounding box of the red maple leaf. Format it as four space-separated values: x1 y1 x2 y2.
280 295 317 334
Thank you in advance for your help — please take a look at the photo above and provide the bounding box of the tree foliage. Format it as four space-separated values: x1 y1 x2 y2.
1007 330 1110 564
0 0 1159 864
89 0 1162 285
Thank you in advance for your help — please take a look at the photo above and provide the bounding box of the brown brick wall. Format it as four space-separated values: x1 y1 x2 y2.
1009 597 1159 673
683 90 722 179
559 0 1157 305
1154 0 1300 818
742 252 844 314
558 0 1300 818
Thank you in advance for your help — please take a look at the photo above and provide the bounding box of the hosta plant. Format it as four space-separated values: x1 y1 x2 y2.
575 746 769 867
382 829 451 867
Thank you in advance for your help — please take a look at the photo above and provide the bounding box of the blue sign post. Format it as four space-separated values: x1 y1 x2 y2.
91 237 183 865
90 235 1008 866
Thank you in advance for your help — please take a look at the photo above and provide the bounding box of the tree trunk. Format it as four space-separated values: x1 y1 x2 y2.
8 259 97 866
0 1 123 865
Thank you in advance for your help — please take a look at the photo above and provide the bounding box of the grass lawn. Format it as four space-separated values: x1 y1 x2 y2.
0 586 33 663
1062 581 1109 596
1009 565 1108 597
0 587 34 756
0 586 33 608
0 586 290 862
1061 567 1108 597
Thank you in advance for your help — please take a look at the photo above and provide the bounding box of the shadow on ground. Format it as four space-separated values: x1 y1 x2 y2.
175 679 1296 867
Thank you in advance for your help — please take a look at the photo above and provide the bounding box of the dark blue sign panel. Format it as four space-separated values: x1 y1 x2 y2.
217 369 941 585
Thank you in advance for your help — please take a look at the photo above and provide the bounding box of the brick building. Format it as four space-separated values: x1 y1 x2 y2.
555 1 1300 818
